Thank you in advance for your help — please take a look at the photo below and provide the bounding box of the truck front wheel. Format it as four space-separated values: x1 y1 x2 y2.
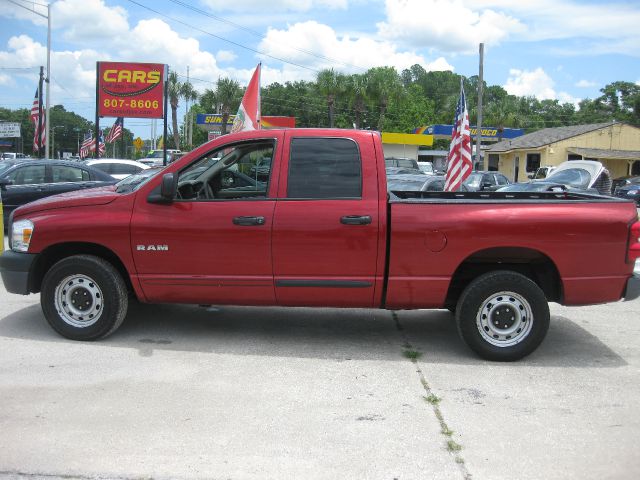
41 255 128 340
455 271 550 361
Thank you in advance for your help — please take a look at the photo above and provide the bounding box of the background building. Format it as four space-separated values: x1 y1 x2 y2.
485 122 640 182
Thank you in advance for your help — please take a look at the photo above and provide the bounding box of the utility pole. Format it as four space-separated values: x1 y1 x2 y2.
38 66 44 158
477 43 485 170
186 65 191 150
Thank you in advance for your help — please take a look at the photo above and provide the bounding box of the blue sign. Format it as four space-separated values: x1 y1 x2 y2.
416 124 524 140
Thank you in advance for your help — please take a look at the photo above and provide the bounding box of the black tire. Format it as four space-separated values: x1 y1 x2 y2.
41 255 128 340
455 270 550 361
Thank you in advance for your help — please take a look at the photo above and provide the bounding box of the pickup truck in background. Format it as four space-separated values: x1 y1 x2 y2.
1 129 639 361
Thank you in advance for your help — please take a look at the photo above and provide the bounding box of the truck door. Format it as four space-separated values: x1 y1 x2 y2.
130 136 282 305
271 133 381 308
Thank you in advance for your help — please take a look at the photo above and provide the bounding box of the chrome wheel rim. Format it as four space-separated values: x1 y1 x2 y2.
54 274 104 328
476 291 533 347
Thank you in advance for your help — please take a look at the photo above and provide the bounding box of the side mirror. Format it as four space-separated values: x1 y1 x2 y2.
148 173 177 204
527 173 534 179
0 177 12 190
481 182 493 190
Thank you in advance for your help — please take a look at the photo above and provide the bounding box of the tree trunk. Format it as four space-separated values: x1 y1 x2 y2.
328 95 335 128
171 101 180 150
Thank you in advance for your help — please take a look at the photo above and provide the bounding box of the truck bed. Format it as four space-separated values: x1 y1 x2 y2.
385 191 638 309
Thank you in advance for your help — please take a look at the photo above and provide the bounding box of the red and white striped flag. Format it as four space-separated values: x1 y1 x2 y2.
444 82 472 192
105 117 123 143
231 63 261 134
30 88 46 153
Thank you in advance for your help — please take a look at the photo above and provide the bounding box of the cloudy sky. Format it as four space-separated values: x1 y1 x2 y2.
1 0 639 139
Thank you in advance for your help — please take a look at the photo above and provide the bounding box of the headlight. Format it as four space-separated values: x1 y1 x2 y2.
11 219 34 252
627 189 639 195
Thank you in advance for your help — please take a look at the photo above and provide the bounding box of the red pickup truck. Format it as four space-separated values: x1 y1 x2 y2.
2 129 639 360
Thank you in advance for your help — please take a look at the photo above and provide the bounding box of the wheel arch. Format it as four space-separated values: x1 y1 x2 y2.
29 242 133 295
445 246 562 309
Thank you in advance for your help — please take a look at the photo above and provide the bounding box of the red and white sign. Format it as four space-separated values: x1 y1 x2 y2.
98 62 165 119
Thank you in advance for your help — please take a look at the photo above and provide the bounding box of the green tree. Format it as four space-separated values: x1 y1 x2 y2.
316 68 347 128
367 67 403 131
215 77 242 135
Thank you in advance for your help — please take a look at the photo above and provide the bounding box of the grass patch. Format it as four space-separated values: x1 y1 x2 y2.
455 456 465 464
424 394 441 405
403 349 422 360
441 425 454 436
447 440 462 452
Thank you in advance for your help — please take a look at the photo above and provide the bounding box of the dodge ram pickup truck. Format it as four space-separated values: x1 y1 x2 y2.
1 129 639 361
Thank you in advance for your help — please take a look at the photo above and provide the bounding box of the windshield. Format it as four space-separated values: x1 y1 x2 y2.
546 168 591 188
463 173 483 188
0 162 15 175
115 166 164 193
418 163 434 173
534 168 549 180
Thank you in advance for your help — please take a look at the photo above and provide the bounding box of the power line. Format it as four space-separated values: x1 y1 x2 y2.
166 0 366 73
125 0 320 73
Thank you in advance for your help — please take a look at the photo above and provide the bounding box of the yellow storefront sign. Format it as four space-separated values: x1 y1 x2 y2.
381 132 434 146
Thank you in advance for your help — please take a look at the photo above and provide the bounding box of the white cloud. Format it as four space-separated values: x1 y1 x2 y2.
200 0 347 12
216 50 238 63
0 1 48 26
504 67 580 105
377 0 524 53
258 21 452 80
52 0 129 44
575 79 596 88
461 0 640 56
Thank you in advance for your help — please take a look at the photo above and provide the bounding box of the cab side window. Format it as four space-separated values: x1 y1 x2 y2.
52 165 90 182
287 138 361 199
176 140 275 201
7 165 47 185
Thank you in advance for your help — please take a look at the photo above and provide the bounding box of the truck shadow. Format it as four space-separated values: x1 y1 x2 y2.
0 302 626 368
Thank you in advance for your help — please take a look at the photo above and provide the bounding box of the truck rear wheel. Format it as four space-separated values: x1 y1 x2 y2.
455 270 550 361
41 255 128 340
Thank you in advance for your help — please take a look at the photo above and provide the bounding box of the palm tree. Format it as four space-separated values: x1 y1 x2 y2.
167 71 183 149
180 81 198 149
368 67 402 131
485 97 522 141
347 74 369 129
316 68 345 128
215 77 241 135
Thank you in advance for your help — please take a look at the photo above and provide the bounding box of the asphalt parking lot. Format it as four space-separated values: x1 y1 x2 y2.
0 258 639 480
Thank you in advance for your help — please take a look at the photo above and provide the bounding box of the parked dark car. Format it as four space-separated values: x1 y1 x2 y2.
613 177 640 206
385 157 420 171
388 174 470 193
386 166 426 176
462 171 511 191
497 182 597 194
0 159 116 227
612 175 640 194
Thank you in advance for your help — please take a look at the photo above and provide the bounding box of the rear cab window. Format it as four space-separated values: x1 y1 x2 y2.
287 137 362 199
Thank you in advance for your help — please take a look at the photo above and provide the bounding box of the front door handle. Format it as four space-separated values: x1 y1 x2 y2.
340 215 372 225
233 216 265 226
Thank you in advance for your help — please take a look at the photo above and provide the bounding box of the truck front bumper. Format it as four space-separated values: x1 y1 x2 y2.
0 250 38 295
624 274 640 302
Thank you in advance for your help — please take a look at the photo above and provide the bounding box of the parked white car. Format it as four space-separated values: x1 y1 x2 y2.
85 159 150 180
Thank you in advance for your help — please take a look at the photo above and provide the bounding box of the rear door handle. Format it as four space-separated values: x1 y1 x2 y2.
233 216 266 226
340 215 372 225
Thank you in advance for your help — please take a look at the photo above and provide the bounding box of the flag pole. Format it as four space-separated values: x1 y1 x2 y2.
95 62 100 159
477 43 484 171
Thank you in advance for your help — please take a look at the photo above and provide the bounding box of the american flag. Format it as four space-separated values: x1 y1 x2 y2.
79 131 93 159
30 88 46 154
444 82 473 192
80 130 106 159
105 117 123 143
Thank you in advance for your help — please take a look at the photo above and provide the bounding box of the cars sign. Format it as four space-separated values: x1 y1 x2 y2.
97 62 166 119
